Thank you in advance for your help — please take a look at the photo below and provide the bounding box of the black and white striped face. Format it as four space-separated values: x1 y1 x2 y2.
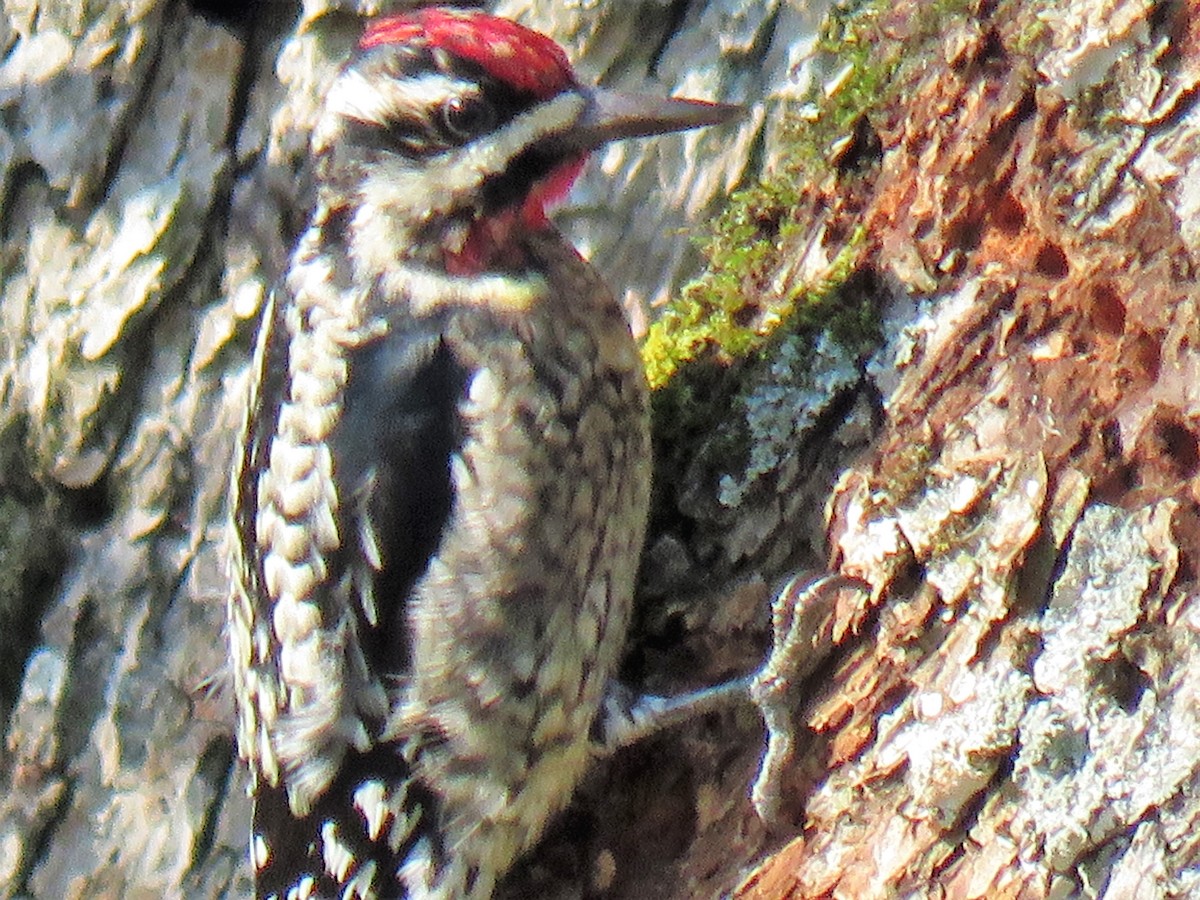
311 39 590 274
304 10 740 276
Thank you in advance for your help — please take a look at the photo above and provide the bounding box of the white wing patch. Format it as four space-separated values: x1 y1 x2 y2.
244 230 392 816
354 779 391 842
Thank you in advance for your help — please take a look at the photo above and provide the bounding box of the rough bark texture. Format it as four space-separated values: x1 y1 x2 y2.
2 0 1196 898
733 1 1200 897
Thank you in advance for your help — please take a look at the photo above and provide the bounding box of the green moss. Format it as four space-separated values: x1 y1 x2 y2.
642 215 869 392
639 0 983 528
641 0 976 391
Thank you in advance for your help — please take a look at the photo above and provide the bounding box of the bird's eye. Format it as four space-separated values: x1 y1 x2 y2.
440 96 497 142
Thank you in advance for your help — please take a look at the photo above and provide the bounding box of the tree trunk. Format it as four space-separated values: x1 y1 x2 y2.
2 1 1194 898
730 1 1200 897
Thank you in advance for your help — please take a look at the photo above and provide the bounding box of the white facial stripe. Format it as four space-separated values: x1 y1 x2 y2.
325 69 478 128
357 91 586 222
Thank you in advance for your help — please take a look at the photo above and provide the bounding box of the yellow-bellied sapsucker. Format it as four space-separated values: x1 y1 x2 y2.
228 8 740 899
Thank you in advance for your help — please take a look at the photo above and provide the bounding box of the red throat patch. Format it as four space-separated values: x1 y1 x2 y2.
444 156 587 276
361 10 577 99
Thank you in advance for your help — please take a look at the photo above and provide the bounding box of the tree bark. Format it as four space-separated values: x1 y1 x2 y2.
732 1 1200 897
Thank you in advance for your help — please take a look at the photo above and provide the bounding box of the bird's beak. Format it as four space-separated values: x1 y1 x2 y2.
554 87 744 152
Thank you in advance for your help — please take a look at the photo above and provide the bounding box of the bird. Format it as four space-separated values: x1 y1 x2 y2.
226 7 741 898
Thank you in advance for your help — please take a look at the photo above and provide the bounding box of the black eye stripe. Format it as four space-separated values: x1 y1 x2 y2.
339 44 556 158
439 95 498 142
480 144 559 211
342 116 425 147
338 113 446 160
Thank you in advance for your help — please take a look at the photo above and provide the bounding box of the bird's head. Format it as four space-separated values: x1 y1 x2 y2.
311 8 741 276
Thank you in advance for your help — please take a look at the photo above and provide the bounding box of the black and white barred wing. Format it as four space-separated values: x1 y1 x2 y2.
229 273 463 898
